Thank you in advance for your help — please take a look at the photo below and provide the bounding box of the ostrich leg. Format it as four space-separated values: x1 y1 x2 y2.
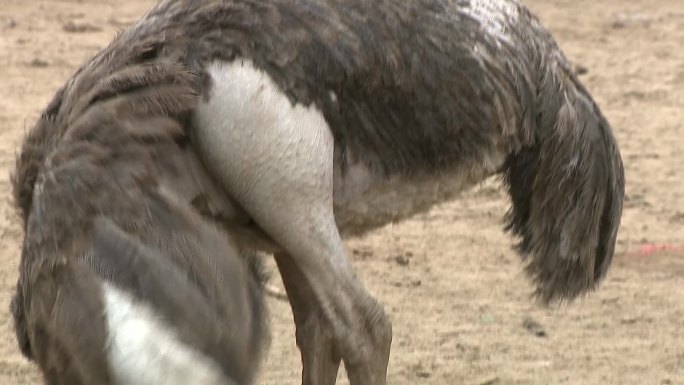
193 60 392 385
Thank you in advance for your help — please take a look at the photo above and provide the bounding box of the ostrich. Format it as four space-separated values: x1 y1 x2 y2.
12 0 625 384
10 64 266 384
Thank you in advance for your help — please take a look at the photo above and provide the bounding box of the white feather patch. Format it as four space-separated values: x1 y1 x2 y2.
103 283 232 385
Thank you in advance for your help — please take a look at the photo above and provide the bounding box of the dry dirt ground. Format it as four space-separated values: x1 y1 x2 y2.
0 0 683 384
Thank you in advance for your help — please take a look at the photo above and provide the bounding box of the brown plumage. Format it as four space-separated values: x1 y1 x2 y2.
11 60 266 384
13 0 624 304
10 0 624 383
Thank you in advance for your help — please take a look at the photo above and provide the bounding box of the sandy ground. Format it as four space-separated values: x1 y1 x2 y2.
0 0 683 384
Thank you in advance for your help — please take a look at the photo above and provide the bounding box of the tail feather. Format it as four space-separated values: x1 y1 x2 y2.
86 212 263 385
502 64 625 304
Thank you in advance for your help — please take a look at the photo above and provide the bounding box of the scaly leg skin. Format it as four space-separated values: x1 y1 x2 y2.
193 60 392 385
275 252 342 385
